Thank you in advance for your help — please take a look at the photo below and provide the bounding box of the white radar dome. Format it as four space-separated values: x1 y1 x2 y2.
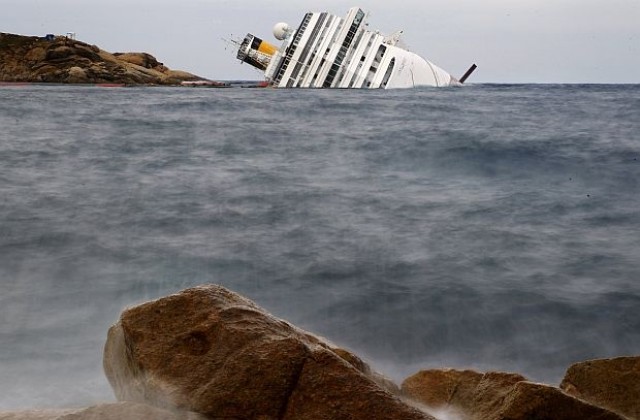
273 22 291 41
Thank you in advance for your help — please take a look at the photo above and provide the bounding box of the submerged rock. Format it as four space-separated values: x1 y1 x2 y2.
58 402 206 420
0 32 209 85
0 409 78 420
0 402 205 420
402 368 624 420
103 284 433 420
560 356 640 419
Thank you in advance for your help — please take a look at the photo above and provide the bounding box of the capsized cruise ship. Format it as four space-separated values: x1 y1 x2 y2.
235 6 476 89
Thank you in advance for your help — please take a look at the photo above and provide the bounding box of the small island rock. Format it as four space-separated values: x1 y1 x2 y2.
0 32 210 85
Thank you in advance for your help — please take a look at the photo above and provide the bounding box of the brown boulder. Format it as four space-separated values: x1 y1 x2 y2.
499 382 625 420
402 369 525 418
402 368 480 408
560 356 640 419
402 368 624 419
67 66 88 83
103 284 433 420
24 46 46 62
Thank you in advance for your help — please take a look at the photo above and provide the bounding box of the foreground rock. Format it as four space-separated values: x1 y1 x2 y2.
103 285 433 420
0 402 206 420
402 368 625 420
0 32 212 85
561 356 640 419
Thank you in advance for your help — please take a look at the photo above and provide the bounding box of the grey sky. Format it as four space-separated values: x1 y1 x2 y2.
3 0 639 83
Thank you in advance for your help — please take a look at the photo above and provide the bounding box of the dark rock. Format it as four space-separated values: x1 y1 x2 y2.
44 46 73 61
113 52 166 71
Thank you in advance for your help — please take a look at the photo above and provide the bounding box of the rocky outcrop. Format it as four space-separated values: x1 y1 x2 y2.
402 368 625 420
560 356 640 419
0 32 209 85
103 285 433 420
0 402 206 420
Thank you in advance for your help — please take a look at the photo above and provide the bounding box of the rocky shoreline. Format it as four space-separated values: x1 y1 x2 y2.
1 285 638 420
0 33 220 86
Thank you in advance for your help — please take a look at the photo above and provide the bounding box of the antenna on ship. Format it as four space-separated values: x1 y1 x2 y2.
221 35 241 51
383 30 404 46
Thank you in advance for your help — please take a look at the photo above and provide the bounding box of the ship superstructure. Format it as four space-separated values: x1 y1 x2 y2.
236 6 473 89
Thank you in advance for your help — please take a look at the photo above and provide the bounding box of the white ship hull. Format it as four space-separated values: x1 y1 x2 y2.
236 6 470 89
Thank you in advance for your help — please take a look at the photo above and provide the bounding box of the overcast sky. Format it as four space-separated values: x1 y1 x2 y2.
3 0 639 83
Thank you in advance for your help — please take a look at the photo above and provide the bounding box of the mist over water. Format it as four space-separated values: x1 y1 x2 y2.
1 84 639 409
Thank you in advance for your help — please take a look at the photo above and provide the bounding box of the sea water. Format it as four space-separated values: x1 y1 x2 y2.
1 84 639 409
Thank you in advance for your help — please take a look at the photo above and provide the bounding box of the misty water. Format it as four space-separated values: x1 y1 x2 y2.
1 84 639 409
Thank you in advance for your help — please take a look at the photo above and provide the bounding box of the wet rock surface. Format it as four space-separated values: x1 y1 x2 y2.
561 356 640 419
103 284 432 420
402 368 626 420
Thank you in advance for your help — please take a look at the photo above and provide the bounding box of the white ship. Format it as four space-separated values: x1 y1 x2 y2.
235 6 476 89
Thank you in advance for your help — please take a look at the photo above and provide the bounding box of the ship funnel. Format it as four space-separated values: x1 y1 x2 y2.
236 33 277 71
459 64 478 84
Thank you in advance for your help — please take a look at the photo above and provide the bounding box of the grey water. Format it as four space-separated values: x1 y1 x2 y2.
1 84 639 409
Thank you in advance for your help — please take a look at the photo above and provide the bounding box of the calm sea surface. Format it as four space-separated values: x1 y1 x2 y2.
1 84 639 409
